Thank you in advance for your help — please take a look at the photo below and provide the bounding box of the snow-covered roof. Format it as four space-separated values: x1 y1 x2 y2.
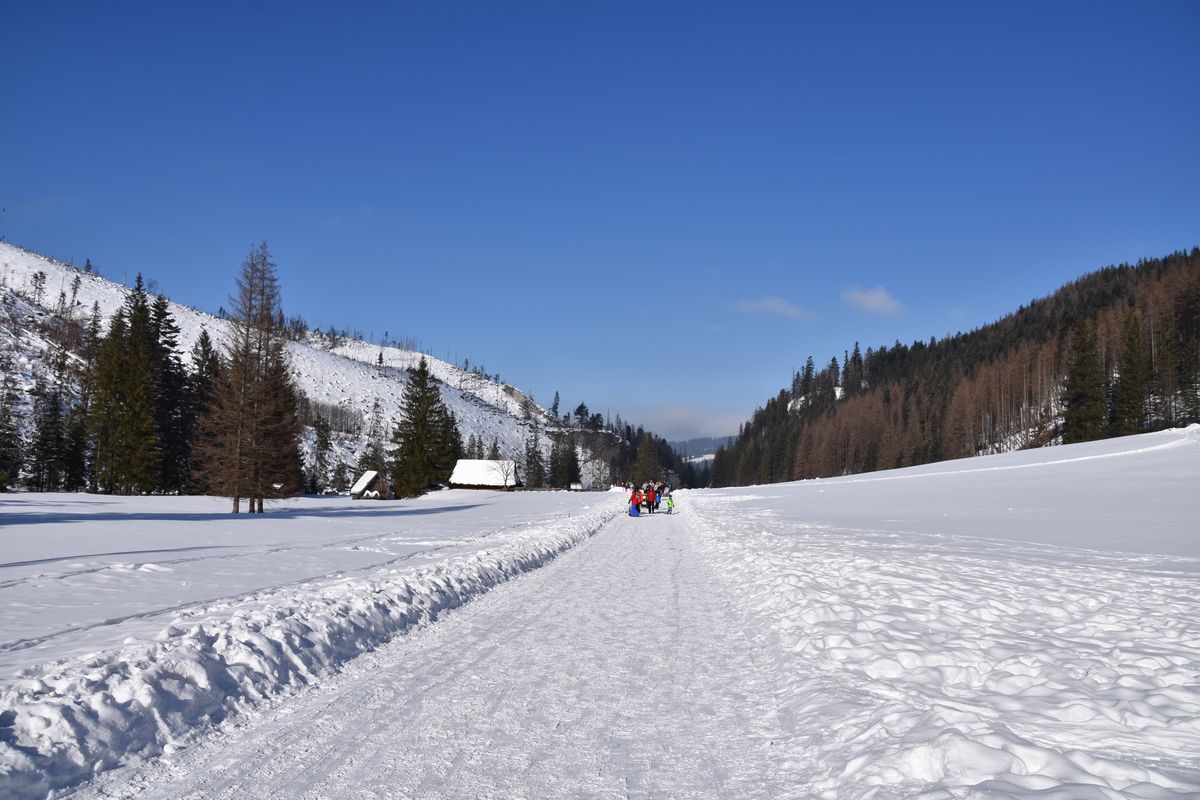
350 470 379 495
449 459 520 488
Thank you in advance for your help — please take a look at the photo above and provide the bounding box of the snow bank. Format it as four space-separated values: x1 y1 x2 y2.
0 504 617 798
682 427 1200 798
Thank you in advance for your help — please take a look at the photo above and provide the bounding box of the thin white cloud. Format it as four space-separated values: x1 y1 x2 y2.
842 285 902 315
733 296 810 319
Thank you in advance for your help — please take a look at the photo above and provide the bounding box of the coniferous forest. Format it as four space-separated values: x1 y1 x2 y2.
711 249 1200 487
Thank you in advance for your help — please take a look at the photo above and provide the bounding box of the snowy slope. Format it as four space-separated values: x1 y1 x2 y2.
0 241 557 470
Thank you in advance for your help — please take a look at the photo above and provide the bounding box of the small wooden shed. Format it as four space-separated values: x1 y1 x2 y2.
350 470 391 499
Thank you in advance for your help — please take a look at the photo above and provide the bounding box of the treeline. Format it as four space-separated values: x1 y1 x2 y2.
711 248 1200 487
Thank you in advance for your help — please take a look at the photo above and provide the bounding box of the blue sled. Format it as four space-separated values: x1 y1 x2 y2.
629 503 640 517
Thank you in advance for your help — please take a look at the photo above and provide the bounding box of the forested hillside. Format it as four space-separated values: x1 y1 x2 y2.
711 249 1200 486
0 241 692 497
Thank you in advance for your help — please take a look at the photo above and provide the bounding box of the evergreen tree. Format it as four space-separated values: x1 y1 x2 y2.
101 275 161 494
488 437 501 460
253 336 304 506
309 415 332 493
1182 338 1200 425
0 357 23 491
1111 312 1150 435
550 391 560 418
90 309 125 492
633 433 658 485
61 404 88 491
439 410 464 486
187 328 221 493
524 422 546 488
331 457 351 493
548 434 581 488
562 434 581 487
26 376 65 491
151 295 193 492
119 280 163 494
1062 320 1108 444
389 357 457 497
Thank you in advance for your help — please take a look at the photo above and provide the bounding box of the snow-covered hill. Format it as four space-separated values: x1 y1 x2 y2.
0 241 579 481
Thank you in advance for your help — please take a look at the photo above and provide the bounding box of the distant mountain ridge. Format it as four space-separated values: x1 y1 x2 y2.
711 248 1200 487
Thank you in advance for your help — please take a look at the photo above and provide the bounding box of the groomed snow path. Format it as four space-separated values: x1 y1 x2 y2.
77 509 788 799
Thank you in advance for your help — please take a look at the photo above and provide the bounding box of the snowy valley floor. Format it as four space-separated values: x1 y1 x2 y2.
2 427 1199 798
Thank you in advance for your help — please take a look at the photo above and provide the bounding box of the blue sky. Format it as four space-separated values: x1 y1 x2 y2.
3 1 1198 440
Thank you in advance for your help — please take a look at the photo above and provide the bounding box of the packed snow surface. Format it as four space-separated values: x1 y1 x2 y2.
2 427 1198 798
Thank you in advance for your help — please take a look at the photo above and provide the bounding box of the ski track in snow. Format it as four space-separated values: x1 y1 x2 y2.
71 509 790 800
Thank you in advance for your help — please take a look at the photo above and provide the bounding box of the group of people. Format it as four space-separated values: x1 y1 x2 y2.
627 481 674 516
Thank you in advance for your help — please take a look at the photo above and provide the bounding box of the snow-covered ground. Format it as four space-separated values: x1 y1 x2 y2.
0 490 618 797
2 427 1198 798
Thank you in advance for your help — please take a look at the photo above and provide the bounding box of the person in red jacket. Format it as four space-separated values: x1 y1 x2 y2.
644 484 657 514
629 488 643 516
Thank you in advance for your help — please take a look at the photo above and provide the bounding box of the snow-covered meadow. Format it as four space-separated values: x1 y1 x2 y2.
687 425 1200 797
0 490 618 797
1 427 1197 798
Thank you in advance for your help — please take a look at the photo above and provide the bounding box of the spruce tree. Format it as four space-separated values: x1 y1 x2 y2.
0 357 23 491
309 415 332 493
90 309 126 493
1111 312 1150 435
252 335 303 507
331 458 350 493
187 328 221 493
562 434 581 487
488 437 501 460
151 295 193 493
634 433 659 485
27 376 65 491
389 357 455 497
88 282 161 495
524 422 546 488
61 405 88 492
1062 320 1108 444
442 410 464 467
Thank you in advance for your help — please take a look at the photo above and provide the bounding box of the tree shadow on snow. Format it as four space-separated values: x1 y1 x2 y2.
0 501 488 534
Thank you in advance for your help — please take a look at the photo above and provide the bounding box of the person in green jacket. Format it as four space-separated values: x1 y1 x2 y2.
665 495 675 514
